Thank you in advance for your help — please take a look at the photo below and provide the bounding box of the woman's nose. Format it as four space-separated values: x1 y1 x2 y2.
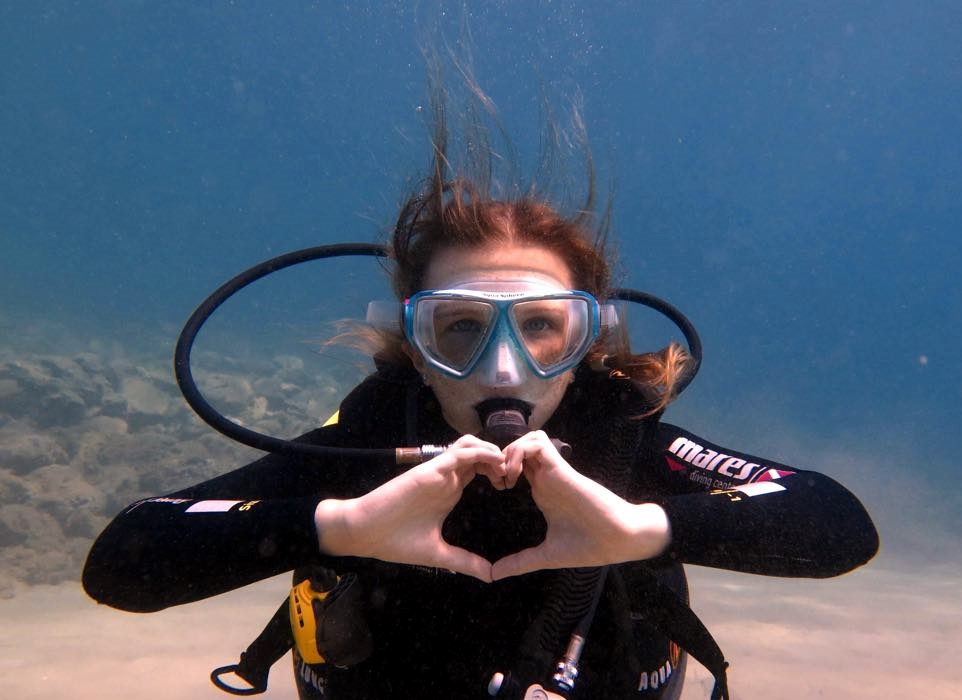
476 339 524 387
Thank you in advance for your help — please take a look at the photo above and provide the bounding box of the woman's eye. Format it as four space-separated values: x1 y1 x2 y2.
523 317 554 333
448 318 483 333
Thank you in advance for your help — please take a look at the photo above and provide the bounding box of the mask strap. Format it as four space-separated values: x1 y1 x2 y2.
366 300 401 332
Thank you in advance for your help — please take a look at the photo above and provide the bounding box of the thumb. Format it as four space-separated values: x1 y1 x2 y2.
437 545 494 583
491 546 548 581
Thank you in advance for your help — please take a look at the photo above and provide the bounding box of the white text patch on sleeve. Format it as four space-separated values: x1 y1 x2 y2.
185 500 242 513
733 482 786 497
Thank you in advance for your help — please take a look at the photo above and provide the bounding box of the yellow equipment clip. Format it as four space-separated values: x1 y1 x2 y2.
289 572 338 665
288 568 372 669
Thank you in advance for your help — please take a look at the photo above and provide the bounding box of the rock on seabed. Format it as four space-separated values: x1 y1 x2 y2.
0 334 355 595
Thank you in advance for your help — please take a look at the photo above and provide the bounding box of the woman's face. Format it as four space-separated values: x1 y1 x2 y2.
412 243 577 435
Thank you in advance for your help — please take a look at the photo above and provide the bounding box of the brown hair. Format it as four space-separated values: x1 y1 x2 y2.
385 179 692 414
351 80 692 414
391 180 609 299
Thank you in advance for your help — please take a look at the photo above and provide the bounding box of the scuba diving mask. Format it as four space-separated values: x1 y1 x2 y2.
404 285 602 382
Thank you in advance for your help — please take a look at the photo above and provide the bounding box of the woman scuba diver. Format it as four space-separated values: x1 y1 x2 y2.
82 90 879 699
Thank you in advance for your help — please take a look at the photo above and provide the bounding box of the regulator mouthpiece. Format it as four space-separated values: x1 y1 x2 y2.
476 398 533 448
475 398 573 458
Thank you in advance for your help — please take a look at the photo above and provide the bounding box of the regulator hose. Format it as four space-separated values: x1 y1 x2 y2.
173 244 703 459
174 243 393 460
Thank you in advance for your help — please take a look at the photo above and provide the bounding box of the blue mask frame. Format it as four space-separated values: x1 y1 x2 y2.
404 288 602 379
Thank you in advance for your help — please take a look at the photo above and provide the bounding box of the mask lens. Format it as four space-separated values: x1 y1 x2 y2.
414 297 496 372
511 297 591 372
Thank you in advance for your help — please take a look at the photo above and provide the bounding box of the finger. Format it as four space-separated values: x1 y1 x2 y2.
501 455 524 489
506 430 562 463
503 437 554 481
505 430 554 452
473 458 511 490
448 441 505 464
452 433 501 452
503 441 527 476
435 444 505 478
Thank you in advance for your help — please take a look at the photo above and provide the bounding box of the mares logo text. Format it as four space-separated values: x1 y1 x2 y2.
667 437 795 483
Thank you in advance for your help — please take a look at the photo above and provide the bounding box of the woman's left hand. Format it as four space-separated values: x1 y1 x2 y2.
491 431 671 580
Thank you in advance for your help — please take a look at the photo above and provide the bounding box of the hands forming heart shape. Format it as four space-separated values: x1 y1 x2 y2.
315 432 671 582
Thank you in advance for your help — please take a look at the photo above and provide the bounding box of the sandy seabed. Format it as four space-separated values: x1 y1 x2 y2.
1 563 960 700
1 322 961 699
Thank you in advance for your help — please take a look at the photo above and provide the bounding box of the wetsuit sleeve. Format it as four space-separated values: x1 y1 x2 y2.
650 423 879 577
82 427 366 612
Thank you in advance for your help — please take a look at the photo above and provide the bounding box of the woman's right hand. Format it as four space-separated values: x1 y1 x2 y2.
313 435 517 582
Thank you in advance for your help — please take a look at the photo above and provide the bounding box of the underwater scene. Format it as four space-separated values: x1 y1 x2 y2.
2 2 960 698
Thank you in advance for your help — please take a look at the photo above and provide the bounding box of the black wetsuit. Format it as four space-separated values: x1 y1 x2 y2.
83 366 878 699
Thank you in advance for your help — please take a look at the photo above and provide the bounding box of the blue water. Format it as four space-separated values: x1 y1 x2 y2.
4 3 962 697
3 0 960 572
